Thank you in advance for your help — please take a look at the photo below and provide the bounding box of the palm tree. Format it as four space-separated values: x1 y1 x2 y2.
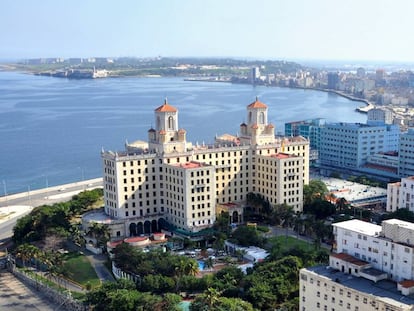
336 197 348 212
87 222 111 248
184 259 199 276
204 287 221 308
15 243 39 268
205 257 214 271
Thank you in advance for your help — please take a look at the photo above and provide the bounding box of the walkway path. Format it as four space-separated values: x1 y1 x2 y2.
0 270 58 311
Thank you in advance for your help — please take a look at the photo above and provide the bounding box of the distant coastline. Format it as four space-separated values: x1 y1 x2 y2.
184 78 373 113
288 86 373 113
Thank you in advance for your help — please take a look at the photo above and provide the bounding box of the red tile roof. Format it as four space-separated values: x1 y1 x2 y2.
248 97 267 109
331 253 368 266
155 99 177 112
399 280 414 288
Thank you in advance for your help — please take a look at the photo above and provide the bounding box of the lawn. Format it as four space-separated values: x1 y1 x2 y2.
266 235 327 253
63 252 101 288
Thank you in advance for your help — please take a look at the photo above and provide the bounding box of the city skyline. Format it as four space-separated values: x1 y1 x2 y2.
2 0 414 62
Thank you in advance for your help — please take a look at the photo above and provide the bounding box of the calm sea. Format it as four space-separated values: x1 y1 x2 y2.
0 71 366 194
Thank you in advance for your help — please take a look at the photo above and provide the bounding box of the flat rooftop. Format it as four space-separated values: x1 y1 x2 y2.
383 219 414 231
332 219 382 236
312 176 387 205
305 265 414 309
173 161 208 169
270 152 297 159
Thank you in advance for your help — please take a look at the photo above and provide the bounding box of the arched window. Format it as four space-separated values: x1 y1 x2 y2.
248 112 252 123
259 112 265 124
156 116 161 129
168 116 174 130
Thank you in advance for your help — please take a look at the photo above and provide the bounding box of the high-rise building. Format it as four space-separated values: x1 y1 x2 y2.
250 67 260 84
356 67 366 77
300 219 414 311
100 98 309 240
399 129 414 177
285 118 325 150
327 72 340 90
319 122 400 171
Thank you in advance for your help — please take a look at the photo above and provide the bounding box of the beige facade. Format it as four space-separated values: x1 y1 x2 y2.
101 98 309 239
300 267 414 311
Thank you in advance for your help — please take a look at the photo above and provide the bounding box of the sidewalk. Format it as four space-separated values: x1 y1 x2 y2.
0 205 33 225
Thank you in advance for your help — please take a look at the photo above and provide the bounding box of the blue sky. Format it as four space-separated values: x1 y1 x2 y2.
1 0 413 62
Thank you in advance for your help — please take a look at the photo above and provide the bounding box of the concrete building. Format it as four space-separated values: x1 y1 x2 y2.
300 219 414 311
327 72 340 90
367 108 393 125
333 219 414 282
99 98 309 240
387 176 414 212
285 118 325 150
300 265 414 311
319 122 400 172
399 129 414 177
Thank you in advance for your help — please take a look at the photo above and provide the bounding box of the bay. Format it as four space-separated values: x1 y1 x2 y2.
0 71 366 194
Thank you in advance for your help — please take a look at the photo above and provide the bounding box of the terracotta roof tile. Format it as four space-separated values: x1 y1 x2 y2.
331 253 368 266
248 97 267 109
399 280 414 288
155 99 177 112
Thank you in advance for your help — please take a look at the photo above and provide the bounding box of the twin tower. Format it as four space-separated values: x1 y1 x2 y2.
147 97 276 154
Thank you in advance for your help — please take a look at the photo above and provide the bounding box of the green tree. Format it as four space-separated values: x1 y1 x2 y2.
156 293 182 311
303 180 329 206
87 222 111 248
230 226 263 247
15 243 40 267
214 212 231 235
335 197 348 212
304 199 336 220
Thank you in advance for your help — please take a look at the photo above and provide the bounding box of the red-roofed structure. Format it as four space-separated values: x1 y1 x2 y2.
247 97 267 109
155 99 177 112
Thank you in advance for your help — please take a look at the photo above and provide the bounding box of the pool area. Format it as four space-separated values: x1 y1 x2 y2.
179 301 191 311
197 260 205 271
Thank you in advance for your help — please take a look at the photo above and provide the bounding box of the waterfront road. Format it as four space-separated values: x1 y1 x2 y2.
0 178 103 242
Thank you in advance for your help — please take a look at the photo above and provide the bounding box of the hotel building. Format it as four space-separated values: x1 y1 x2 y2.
100 98 309 239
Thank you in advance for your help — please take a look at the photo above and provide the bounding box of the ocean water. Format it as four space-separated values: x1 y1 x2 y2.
0 71 366 194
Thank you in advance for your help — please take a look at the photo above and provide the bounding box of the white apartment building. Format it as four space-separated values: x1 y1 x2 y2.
300 218 414 311
333 219 414 282
319 122 400 170
100 98 309 239
387 176 414 212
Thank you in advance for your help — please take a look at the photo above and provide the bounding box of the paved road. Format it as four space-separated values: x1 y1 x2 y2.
86 252 115 282
0 178 103 241
0 270 58 311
